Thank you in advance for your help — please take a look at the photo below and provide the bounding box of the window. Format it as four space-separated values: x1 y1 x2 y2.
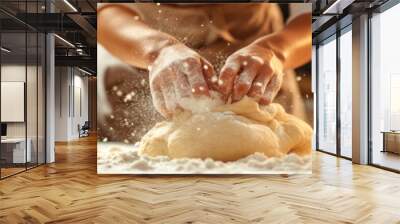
0 1 46 179
370 3 400 171
339 28 352 158
317 36 337 154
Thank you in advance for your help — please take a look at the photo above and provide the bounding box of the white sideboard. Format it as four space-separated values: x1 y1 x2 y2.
1 138 32 163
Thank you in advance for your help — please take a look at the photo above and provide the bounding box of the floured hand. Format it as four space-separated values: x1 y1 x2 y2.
218 44 284 105
149 44 217 118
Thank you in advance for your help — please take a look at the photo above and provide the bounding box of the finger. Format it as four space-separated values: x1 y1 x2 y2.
232 61 260 102
160 77 179 114
173 70 191 99
150 82 170 118
218 57 241 96
201 59 217 91
259 74 283 105
248 65 274 100
184 59 210 97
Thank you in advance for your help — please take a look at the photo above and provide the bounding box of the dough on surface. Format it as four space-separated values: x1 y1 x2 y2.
139 97 312 162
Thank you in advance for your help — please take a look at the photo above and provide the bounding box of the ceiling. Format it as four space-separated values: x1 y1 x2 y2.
0 0 394 74
0 0 97 74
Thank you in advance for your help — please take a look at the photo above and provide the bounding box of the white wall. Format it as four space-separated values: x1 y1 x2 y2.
1 64 46 164
71 74 89 136
54 67 89 141
1 65 33 138
55 67 69 141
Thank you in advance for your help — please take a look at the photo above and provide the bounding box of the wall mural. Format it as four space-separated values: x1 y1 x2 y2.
96 3 313 174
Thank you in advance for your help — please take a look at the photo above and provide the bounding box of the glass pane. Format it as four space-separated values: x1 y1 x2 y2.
317 37 337 154
26 0 39 169
38 33 45 165
339 29 352 158
0 1 46 178
371 4 400 171
312 45 317 151
27 31 38 169
1 31 27 177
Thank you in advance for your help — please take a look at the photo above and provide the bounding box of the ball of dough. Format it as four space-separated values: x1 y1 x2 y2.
139 97 312 161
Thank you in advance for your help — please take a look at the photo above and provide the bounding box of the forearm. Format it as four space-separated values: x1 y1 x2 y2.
98 5 178 69
252 13 312 69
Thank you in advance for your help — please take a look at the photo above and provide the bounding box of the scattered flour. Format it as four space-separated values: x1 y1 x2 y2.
97 142 311 174
178 91 224 114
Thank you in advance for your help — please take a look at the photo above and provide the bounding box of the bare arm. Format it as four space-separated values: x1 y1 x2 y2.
98 4 178 69
98 4 216 118
253 13 312 69
218 13 312 104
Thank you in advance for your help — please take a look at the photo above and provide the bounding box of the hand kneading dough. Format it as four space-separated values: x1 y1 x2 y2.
139 97 312 162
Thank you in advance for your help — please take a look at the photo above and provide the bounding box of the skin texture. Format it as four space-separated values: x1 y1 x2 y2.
218 14 312 104
217 45 284 105
149 44 215 118
98 5 311 117
98 5 216 118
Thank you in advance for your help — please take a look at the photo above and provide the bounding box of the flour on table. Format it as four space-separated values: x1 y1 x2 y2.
97 142 311 174
98 96 312 174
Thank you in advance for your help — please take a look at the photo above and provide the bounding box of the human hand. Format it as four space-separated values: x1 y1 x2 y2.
218 44 284 105
149 44 216 118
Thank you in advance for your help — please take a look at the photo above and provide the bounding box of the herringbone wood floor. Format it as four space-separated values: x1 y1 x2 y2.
1 135 400 224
